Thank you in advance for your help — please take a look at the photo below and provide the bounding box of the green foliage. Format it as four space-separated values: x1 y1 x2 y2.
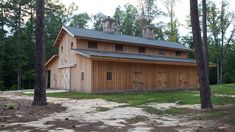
92 13 106 31
0 0 78 90
69 13 90 28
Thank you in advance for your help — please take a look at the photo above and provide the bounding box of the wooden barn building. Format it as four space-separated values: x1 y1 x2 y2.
46 17 200 93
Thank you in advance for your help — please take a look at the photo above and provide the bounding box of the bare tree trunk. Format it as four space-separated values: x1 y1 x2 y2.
16 2 22 90
0 2 4 83
202 0 212 107
32 0 47 106
190 0 213 109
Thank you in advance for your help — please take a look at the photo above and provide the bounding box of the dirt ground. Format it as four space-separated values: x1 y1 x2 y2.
0 90 234 132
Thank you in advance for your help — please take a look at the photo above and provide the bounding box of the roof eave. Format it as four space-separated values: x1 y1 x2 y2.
89 56 197 66
53 25 75 47
45 55 58 67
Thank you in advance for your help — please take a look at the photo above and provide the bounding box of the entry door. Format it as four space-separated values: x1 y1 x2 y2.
61 68 70 90
158 72 168 89
178 72 186 89
132 72 143 90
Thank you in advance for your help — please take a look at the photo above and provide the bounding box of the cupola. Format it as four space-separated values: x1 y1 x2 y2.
142 25 155 39
102 16 116 33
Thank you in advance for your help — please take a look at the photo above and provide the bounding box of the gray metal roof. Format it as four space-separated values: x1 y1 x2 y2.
63 26 192 51
73 49 196 64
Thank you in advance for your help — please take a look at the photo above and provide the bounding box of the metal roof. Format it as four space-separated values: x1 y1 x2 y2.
63 26 192 51
73 49 196 64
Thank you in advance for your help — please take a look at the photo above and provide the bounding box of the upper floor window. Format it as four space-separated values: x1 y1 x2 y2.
159 49 165 55
115 44 123 52
138 47 145 54
176 51 181 56
71 42 73 48
88 41 98 49
107 72 112 80
61 46 63 53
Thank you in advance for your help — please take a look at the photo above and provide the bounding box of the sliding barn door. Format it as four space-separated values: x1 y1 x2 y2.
178 72 187 89
132 72 143 91
61 68 70 90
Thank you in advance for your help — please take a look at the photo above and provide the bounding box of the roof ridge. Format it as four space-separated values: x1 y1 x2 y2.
64 25 181 44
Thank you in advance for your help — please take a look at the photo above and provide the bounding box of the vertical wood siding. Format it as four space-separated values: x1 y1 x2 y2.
91 60 198 93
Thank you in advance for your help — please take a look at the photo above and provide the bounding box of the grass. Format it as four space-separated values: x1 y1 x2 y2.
211 83 235 95
141 106 190 115
45 90 235 106
27 83 235 106
45 90 201 106
195 105 235 125
4 103 16 110
96 107 110 112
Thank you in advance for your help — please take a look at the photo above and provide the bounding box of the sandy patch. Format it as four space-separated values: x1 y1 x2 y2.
148 102 201 110
0 91 221 131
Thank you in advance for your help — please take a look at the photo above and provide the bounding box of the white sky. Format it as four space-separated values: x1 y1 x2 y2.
59 0 235 36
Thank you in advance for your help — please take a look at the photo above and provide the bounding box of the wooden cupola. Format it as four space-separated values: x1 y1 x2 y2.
102 16 116 33
142 25 155 39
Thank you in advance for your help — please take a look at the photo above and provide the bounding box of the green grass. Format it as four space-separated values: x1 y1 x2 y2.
211 83 235 95
46 90 201 106
4 103 16 110
141 106 189 115
45 90 235 106
28 83 235 106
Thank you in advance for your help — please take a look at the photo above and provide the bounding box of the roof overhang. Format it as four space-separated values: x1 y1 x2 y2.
90 56 198 67
45 55 58 67
53 25 75 47
73 49 198 67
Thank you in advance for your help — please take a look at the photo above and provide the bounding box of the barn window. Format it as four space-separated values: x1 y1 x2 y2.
138 47 145 53
71 42 73 48
88 41 98 49
107 72 112 80
159 49 165 55
176 51 181 56
81 72 84 80
115 44 123 52
61 46 63 52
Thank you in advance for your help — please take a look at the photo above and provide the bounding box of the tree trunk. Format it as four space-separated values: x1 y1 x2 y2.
190 0 213 109
217 60 221 84
16 2 22 90
202 0 213 107
32 0 47 106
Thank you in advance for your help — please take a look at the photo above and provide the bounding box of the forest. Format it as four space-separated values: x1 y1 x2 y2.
0 0 235 90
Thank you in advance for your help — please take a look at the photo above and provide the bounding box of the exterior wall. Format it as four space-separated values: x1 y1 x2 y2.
76 39 188 58
91 60 198 93
58 33 77 67
70 54 92 93
46 59 59 89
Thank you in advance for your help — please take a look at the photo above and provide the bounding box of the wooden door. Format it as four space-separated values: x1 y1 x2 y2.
132 72 143 90
61 68 70 90
157 72 168 89
178 72 186 89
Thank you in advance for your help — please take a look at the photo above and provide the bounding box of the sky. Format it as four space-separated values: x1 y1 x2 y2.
59 0 235 36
